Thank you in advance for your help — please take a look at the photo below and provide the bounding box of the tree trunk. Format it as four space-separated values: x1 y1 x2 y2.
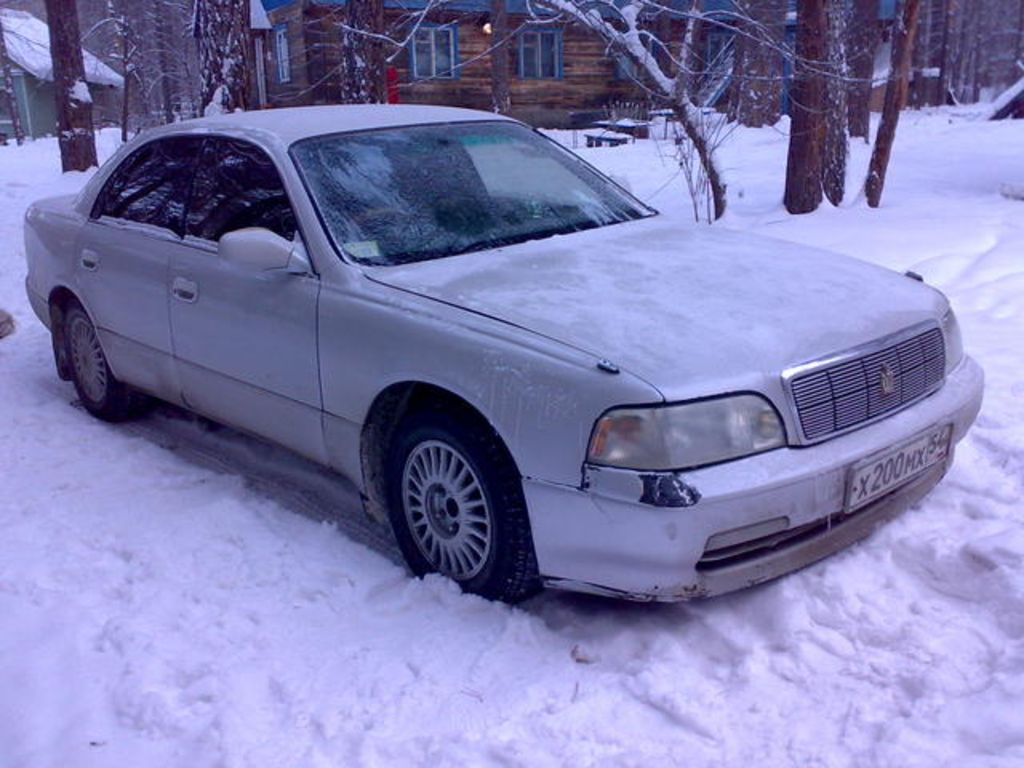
194 0 251 115
1017 0 1024 64
865 0 922 208
119 29 129 142
490 0 511 113
846 0 878 140
155 7 176 122
43 0 97 171
784 0 827 214
672 102 727 222
0 13 26 145
106 0 130 142
726 16 748 122
732 0 786 127
340 0 385 103
937 0 954 105
823 0 848 205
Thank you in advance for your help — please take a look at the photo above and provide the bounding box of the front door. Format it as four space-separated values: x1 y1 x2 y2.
168 137 325 463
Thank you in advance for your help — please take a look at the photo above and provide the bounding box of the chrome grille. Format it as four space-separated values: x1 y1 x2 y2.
789 328 945 441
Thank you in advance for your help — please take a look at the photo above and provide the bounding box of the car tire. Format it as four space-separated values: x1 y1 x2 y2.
63 303 145 422
385 406 541 603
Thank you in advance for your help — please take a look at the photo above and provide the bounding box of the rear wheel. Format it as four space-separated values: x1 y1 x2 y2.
385 408 540 603
64 303 144 422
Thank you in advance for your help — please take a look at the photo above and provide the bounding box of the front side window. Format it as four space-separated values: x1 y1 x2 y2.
291 122 651 266
411 26 456 79
275 24 291 83
518 29 561 79
186 138 297 242
93 137 202 236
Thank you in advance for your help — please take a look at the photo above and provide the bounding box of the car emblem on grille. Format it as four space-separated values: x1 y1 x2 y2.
879 363 897 396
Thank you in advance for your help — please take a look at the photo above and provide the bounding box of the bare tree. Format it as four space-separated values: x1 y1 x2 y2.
101 0 135 142
784 0 826 214
731 0 786 127
194 0 250 115
866 0 922 207
846 0 878 140
43 0 97 170
0 8 26 145
340 0 385 103
537 0 728 220
490 0 511 113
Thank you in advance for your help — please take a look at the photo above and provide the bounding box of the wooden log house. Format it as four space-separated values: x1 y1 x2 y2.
259 0 656 127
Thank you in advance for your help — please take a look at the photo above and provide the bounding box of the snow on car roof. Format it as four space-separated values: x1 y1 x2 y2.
154 105 518 147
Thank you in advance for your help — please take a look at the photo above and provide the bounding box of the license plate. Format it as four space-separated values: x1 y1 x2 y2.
845 424 953 513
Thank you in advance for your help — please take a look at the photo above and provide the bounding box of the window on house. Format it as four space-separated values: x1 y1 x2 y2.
518 29 561 79
411 26 457 79
275 24 291 84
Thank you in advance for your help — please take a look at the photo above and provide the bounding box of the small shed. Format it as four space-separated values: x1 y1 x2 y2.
0 9 123 140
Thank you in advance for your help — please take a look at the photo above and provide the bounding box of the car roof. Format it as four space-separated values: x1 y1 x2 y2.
149 104 518 146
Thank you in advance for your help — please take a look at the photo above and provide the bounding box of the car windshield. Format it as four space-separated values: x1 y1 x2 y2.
290 121 653 266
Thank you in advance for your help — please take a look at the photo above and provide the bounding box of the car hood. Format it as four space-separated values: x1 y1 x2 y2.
363 218 946 401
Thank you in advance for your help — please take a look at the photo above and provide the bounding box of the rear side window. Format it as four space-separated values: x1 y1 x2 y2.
186 138 297 242
93 137 201 236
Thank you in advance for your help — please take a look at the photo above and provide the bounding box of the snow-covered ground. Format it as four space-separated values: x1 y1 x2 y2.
1 110 1022 767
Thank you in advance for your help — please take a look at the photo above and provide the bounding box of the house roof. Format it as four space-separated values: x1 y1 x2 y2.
0 9 123 87
251 0 272 30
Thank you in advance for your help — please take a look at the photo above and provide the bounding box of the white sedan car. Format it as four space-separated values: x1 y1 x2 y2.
24 105 984 602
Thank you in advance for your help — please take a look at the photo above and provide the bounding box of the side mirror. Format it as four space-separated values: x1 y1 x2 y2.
219 228 309 274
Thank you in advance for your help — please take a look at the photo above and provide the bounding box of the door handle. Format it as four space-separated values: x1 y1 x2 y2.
80 250 100 271
171 277 198 303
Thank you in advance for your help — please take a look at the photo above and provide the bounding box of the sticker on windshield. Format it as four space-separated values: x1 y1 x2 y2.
344 241 381 260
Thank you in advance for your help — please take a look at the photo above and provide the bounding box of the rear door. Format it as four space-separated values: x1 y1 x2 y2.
77 136 202 399
168 137 325 462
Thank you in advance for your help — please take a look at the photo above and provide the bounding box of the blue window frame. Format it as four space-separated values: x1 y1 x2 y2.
518 28 563 79
274 24 291 84
410 24 459 79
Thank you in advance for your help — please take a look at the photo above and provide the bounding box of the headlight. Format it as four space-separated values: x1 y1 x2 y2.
587 394 786 471
941 308 964 374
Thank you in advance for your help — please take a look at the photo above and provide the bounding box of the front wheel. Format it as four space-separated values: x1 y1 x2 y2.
385 408 540 603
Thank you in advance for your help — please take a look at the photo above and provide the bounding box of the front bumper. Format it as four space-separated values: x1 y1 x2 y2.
525 356 984 601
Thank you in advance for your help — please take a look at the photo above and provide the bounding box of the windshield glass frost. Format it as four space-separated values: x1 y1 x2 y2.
291 122 651 265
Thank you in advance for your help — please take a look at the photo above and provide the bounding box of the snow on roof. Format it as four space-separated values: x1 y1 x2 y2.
0 9 123 88
153 104 517 146
250 0 272 30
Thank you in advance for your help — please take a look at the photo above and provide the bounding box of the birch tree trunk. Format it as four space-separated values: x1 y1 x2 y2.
340 0 385 103
865 0 922 207
823 0 848 205
784 0 826 214
0 13 26 145
194 0 251 115
490 0 511 113
43 0 97 171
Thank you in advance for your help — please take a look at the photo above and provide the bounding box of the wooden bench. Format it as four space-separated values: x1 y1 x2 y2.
585 133 630 148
